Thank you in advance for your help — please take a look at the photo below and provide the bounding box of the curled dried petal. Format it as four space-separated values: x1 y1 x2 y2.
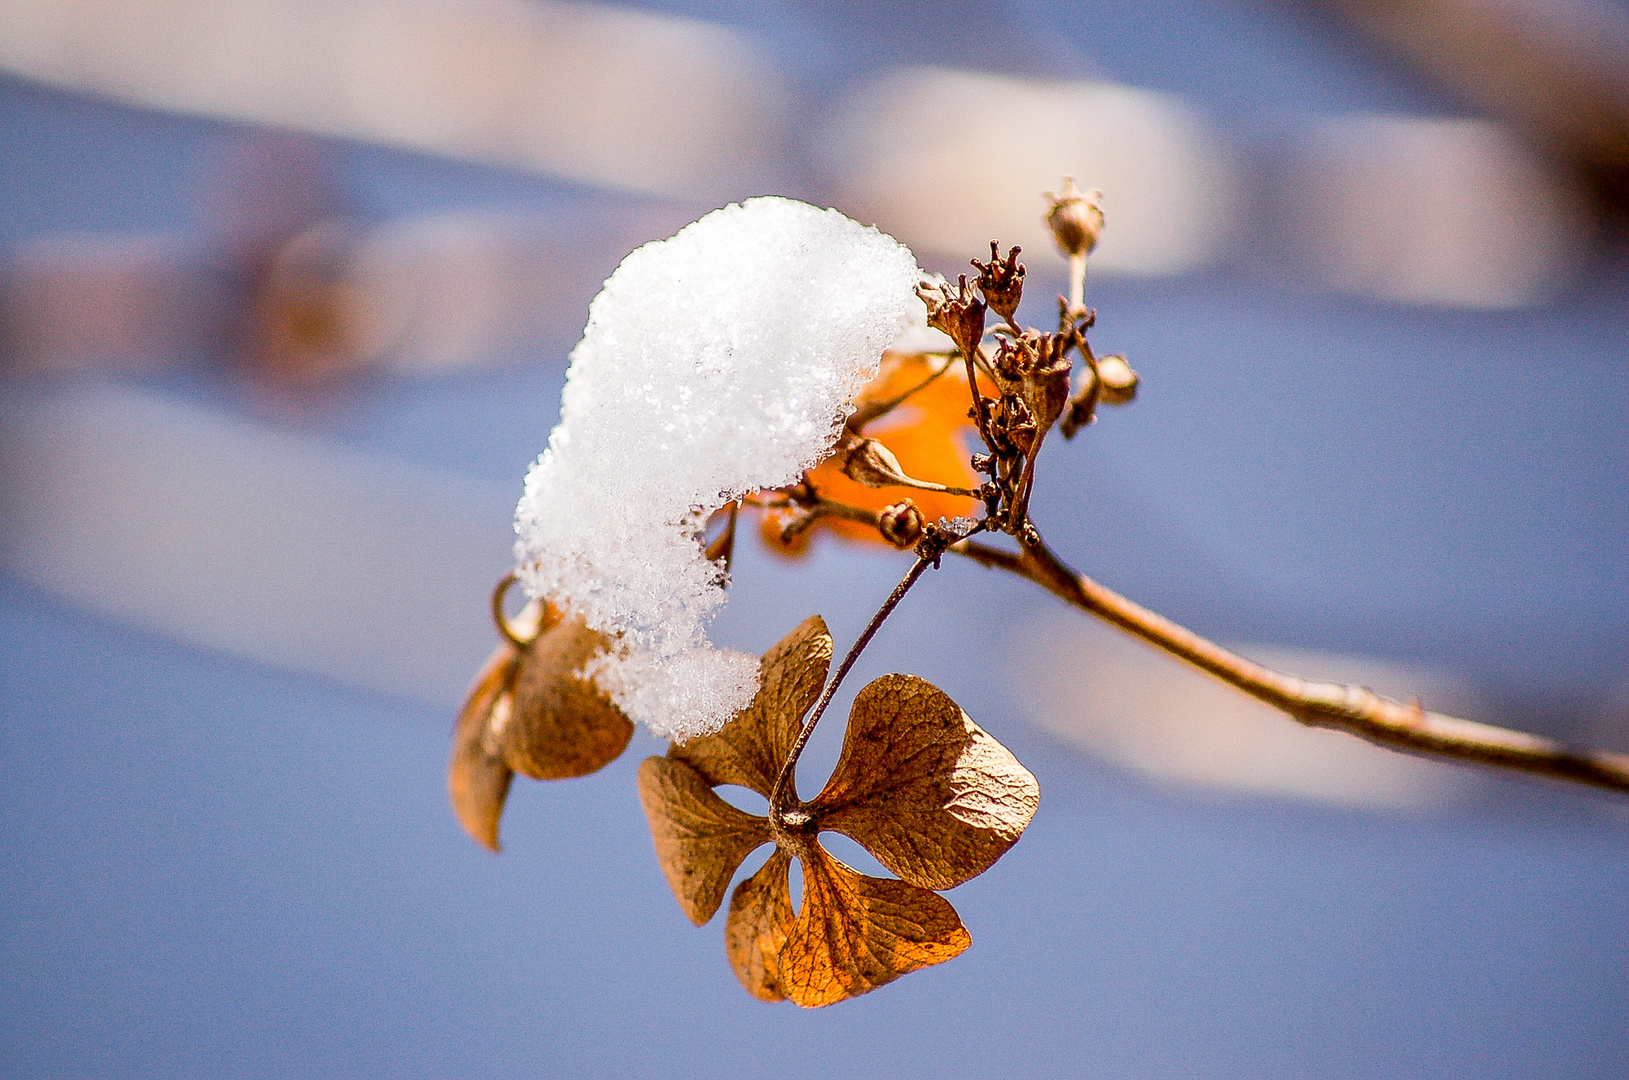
724 850 797 1001
502 614 634 780
779 843 970 1008
448 643 518 852
670 616 831 797
814 674 1039 890
637 757 770 926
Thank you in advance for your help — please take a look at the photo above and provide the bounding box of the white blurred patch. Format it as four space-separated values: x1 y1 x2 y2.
1288 115 1590 308
347 210 629 371
819 67 1239 275
0 0 789 200
1011 614 1479 809
0 385 513 707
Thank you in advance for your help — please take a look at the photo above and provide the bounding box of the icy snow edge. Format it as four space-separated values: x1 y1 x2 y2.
513 197 921 740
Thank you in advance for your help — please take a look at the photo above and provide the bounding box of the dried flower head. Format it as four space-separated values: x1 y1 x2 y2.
637 617 1039 1006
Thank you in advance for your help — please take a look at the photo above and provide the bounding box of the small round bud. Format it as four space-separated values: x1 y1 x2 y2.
1044 178 1104 259
878 499 926 549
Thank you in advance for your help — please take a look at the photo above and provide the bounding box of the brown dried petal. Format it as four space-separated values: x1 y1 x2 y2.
448 643 519 852
636 757 771 926
814 674 1039 891
669 615 831 797
779 842 971 1008
502 613 633 780
724 849 796 1001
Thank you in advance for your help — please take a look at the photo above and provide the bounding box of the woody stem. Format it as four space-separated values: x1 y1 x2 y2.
950 534 1629 796
768 554 934 825
963 346 998 456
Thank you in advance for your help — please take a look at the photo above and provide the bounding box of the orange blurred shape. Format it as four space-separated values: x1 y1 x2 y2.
758 352 983 556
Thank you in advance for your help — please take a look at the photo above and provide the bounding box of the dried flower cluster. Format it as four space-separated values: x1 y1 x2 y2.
452 182 1629 1008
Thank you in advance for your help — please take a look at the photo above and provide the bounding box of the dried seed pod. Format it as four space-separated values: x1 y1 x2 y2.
1019 331 1074 438
1096 353 1139 405
878 500 926 548
841 437 913 489
915 276 986 359
972 241 1025 323
1044 178 1104 259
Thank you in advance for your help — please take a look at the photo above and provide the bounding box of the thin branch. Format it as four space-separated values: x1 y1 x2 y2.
962 345 998 456
775 497 882 545
953 536 1629 795
848 355 956 430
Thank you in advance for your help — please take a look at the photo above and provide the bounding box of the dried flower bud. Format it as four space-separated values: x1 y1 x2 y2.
972 241 1025 323
992 335 1025 383
1023 332 1074 435
841 437 912 489
879 500 926 548
1096 353 1139 405
1044 178 1104 259
916 275 986 359
992 392 1037 455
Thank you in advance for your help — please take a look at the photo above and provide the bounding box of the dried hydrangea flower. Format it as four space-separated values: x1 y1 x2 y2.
638 617 1040 1006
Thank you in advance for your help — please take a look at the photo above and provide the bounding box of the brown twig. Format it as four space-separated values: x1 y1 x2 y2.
847 355 956 430
953 535 1629 796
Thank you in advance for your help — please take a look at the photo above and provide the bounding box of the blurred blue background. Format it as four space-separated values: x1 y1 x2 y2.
2 1 1626 1077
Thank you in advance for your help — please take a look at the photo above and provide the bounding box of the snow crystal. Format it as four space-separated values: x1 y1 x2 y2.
513 197 922 740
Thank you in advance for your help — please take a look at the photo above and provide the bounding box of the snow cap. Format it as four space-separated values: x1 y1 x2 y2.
514 197 921 739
